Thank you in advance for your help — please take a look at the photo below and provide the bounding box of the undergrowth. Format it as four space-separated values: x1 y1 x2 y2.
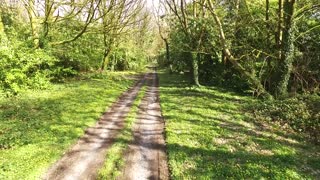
248 94 320 144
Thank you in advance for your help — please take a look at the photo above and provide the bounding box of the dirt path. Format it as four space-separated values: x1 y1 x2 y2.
43 70 169 180
44 74 147 180
120 70 169 180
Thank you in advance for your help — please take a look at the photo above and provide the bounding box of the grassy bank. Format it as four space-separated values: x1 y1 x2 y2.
0 72 135 179
98 85 147 179
159 71 320 179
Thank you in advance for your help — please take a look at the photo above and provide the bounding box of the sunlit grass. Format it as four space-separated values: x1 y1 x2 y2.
159 70 320 179
0 72 135 179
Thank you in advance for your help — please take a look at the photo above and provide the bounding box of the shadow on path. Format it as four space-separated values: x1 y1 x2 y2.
43 74 148 180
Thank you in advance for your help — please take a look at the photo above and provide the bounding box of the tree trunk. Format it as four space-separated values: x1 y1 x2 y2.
40 0 54 48
25 0 40 48
266 0 270 24
207 1 272 99
0 12 5 38
100 48 111 71
191 0 200 86
0 10 8 46
191 52 200 86
163 38 172 73
164 39 170 63
274 0 296 98
277 0 283 51
265 0 273 91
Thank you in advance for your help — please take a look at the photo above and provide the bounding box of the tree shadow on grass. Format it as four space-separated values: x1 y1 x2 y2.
0 79 130 148
158 72 320 179
166 142 303 179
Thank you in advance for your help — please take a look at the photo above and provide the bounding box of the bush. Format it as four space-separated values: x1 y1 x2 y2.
250 94 320 144
0 43 56 95
50 67 78 83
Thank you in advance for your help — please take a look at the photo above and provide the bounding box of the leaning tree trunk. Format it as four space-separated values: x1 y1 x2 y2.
207 1 272 99
274 0 296 98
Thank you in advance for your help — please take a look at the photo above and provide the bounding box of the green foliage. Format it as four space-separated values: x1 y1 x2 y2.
0 1 151 95
159 71 320 179
0 45 56 95
51 30 105 72
105 45 148 72
0 72 134 179
293 12 320 93
50 67 78 83
250 94 320 144
104 26 152 72
159 0 319 97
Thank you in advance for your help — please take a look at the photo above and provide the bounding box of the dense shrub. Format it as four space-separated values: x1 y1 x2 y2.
250 94 320 144
106 45 148 72
0 40 56 95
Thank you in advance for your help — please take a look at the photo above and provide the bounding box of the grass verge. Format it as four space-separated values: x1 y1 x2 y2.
98 84 147 179
0 72 135 179
159 70 320 179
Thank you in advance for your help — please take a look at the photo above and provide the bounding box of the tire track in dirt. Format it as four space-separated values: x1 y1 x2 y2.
120 69 169 180
43 73 148 180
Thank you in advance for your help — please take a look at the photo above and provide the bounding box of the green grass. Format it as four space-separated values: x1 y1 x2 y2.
159 71 320 179
0 72 136 179
98 85 147 179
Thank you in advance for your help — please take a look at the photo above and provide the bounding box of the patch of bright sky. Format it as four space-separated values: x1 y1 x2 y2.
146 0 161 9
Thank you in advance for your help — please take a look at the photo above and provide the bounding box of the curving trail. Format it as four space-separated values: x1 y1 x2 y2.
43 70 169 180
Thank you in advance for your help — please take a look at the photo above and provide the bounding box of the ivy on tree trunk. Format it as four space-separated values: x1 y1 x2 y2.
274 0 296 98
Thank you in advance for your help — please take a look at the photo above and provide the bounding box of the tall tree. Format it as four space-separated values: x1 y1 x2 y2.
206 0 272 98
274 0 296 97
165 0 206 86
98 0 144 71
22 0 102 48
154 1 171 72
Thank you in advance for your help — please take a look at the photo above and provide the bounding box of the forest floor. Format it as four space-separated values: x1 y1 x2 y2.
1 69 319 179
159 71 320 179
